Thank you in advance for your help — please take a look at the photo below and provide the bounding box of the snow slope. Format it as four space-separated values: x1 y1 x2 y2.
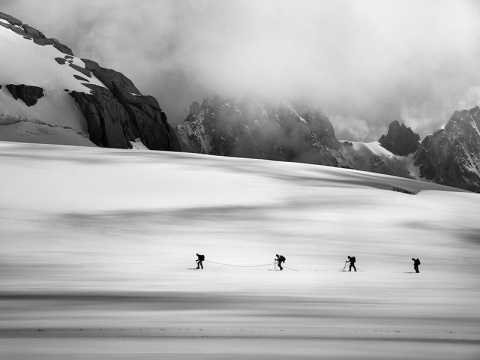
338 141 419 179
0 24 106 146
0 141 479 359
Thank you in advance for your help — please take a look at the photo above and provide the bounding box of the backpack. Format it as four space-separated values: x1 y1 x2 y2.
279 256 286 262
417 259 420 265
351 256 356 263
199 255 205 261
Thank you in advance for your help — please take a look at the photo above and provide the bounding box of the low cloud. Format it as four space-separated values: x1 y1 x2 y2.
330 115 370 142
4 0 480 140
457 86 480 112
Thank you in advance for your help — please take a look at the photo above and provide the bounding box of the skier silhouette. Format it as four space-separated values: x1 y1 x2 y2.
347 256 357 272
412 258 420 273
276 254 286 270
196 253 205 269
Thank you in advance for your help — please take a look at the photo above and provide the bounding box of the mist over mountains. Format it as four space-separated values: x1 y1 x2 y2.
174 96 480 192
3 0 480 141
176 96 339 164
1 8 480 193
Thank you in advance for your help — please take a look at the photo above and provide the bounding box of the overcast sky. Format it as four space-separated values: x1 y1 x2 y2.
3 0 480 140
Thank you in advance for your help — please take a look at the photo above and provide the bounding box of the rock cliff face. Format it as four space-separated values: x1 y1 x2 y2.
414 107 480 192
6 84 44 106
176 96 339 165
0 12 73 55
70 59 181 151
379 120 420 156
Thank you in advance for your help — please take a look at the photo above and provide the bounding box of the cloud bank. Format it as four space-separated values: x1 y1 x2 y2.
4 0 480 140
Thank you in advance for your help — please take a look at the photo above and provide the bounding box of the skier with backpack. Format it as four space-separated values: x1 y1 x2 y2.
275 254 286 270
412 258 421 273
196 253 205 269
347 256 357 272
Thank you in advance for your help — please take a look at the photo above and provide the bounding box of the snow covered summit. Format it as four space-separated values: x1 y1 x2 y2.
0 12 180 151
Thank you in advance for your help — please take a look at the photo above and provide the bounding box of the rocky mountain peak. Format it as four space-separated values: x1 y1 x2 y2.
446 106 480 133
189 101 201 115
175 96 340 163
413 106 480 192
379 120 420 156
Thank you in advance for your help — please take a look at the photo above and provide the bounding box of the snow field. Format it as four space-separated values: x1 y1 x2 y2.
0 142 479 359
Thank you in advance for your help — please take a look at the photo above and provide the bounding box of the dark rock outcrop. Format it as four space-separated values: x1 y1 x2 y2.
73 75 89 82
71 86 131 148
30 37 74 56
50 39 74 56
175 96 339 165
69 63 91 78
82 59 140 95
0 12 22 26
379 121 420 156
71 81 180 151
414 107 480 192
6 84 44 106
22 24 46 39
68 59 181 151
0 12 73 55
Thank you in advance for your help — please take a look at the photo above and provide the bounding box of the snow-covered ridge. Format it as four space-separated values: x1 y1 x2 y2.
1 12 180 152
0 25 106 93
0 22 109 146
337 141 418 180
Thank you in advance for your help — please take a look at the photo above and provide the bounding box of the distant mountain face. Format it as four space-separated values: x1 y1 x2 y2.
414 107 480 192
176 96 480 193
0 12 180 151
175 96 417 178
379 120 420 156
176 96 340 166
